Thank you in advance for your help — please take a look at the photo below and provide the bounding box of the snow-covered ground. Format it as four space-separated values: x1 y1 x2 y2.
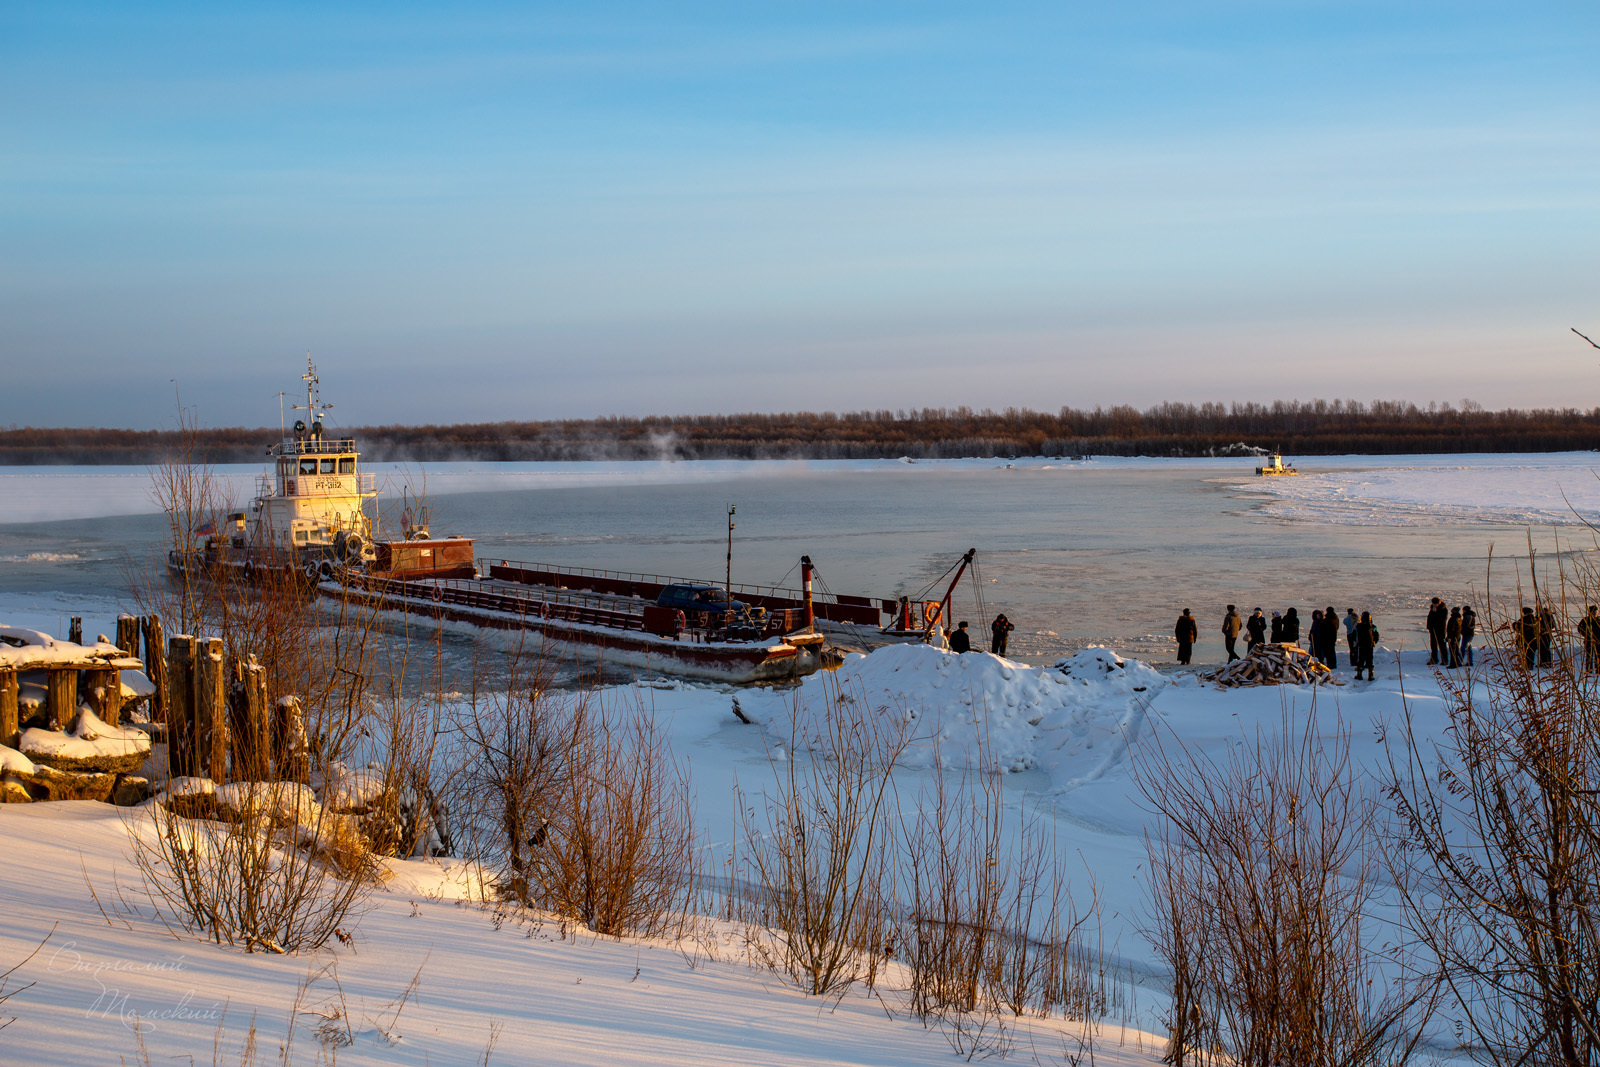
0 637 1466 1065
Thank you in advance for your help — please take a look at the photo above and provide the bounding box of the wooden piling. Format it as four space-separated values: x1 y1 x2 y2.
230 655 270 780
197 638 227 784
166 635 196 780
143 615 166 724
274 696 309 784
46 669 78 732
84 667 123 727
0 671 18 749
115 615 140 658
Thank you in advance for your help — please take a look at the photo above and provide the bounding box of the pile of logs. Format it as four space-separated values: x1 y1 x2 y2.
1203 643 1341 688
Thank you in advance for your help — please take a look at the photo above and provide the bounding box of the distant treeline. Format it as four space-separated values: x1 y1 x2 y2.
5 400 1599 464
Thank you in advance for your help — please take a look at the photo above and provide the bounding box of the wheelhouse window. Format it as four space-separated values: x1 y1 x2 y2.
294 530 308 542
299 459 317 475
321 458 336 474
338 457 355 474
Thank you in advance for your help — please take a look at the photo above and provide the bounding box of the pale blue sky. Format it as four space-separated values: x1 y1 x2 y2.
2 2 1596 429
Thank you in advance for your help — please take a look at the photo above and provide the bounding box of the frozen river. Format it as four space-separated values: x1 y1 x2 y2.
3 452 1599 664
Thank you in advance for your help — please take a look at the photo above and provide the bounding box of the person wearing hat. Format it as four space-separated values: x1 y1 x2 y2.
1579 605 1600 672
1174 609 1198 665
1516 606 1540 669
949 620 972 654
1354 611 1380 680
1221 605 1242 661
1246 608 1267 652
990 613 1015 656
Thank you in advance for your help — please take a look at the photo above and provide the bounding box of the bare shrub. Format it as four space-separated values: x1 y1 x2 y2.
899 741 1096 1029
737 676 909 996
451 650 569 905
453 651 698 937
1139 706 1431 1067
900 756 1006 1018
526 692 697 938
1385 552 1600 1067
124 784 375 953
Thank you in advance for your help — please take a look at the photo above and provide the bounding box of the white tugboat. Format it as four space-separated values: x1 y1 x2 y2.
169 358 384 585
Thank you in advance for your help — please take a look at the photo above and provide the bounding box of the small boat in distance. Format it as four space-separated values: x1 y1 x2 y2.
1255 452 1300 476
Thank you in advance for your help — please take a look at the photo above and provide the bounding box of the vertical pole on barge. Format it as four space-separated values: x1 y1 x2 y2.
725 504 736 608
801 555 815 633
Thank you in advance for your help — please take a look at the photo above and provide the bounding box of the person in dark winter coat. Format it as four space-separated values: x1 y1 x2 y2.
1459 605 1476 666
1322 605 1340 668
1269 611 1284 644
1246 609 1267 651
1283 607 1301 646
1426 597 1448 665
1344 608 1359 661
1445 607 1462 668
949 621 972 654
1515 607 1539 669
1580 605 1600 673
1175 609 1199 665
1222 605 1243 661
1539 604 1556 667
1309 609 1323 660
990 614 1015 656
1354 611 1380 680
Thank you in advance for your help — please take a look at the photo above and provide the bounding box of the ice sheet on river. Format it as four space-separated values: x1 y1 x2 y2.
1232 451 1600 526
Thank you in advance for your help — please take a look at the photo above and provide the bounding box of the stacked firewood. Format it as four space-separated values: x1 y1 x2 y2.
1203 643 1341 688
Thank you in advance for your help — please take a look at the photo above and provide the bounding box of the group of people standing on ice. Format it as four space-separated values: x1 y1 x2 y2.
1198 605 1387 679
1423 597 1478 669
1511 601 1600 672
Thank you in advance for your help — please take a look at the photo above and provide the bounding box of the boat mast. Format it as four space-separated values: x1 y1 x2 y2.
291 355 332 435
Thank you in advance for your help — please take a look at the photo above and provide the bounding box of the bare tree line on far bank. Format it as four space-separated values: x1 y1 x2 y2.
8 398 1600 465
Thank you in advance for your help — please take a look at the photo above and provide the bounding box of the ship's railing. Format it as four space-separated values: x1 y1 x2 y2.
354 573 801 641
269 437 359 456
481 558 883 625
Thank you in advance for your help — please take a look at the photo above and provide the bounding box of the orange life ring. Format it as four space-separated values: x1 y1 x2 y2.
431 584 443 603
285 479 296 495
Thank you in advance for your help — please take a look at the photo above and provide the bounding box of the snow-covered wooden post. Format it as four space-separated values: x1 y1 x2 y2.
143 614 167 724
84 666 123 727
166 634 196 779
115 615 140 658
45 669 77 732
197 638 227 784
0 670 17 749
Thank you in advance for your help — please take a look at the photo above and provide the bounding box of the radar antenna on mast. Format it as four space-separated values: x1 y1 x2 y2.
291 354 332 439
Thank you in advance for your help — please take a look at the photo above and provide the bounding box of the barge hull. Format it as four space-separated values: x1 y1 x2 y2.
320 579 822 685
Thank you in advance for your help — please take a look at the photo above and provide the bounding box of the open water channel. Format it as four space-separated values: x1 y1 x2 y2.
1 455 1588 667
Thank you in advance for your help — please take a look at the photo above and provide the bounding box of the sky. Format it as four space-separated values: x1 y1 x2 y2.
2 1 1597 430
